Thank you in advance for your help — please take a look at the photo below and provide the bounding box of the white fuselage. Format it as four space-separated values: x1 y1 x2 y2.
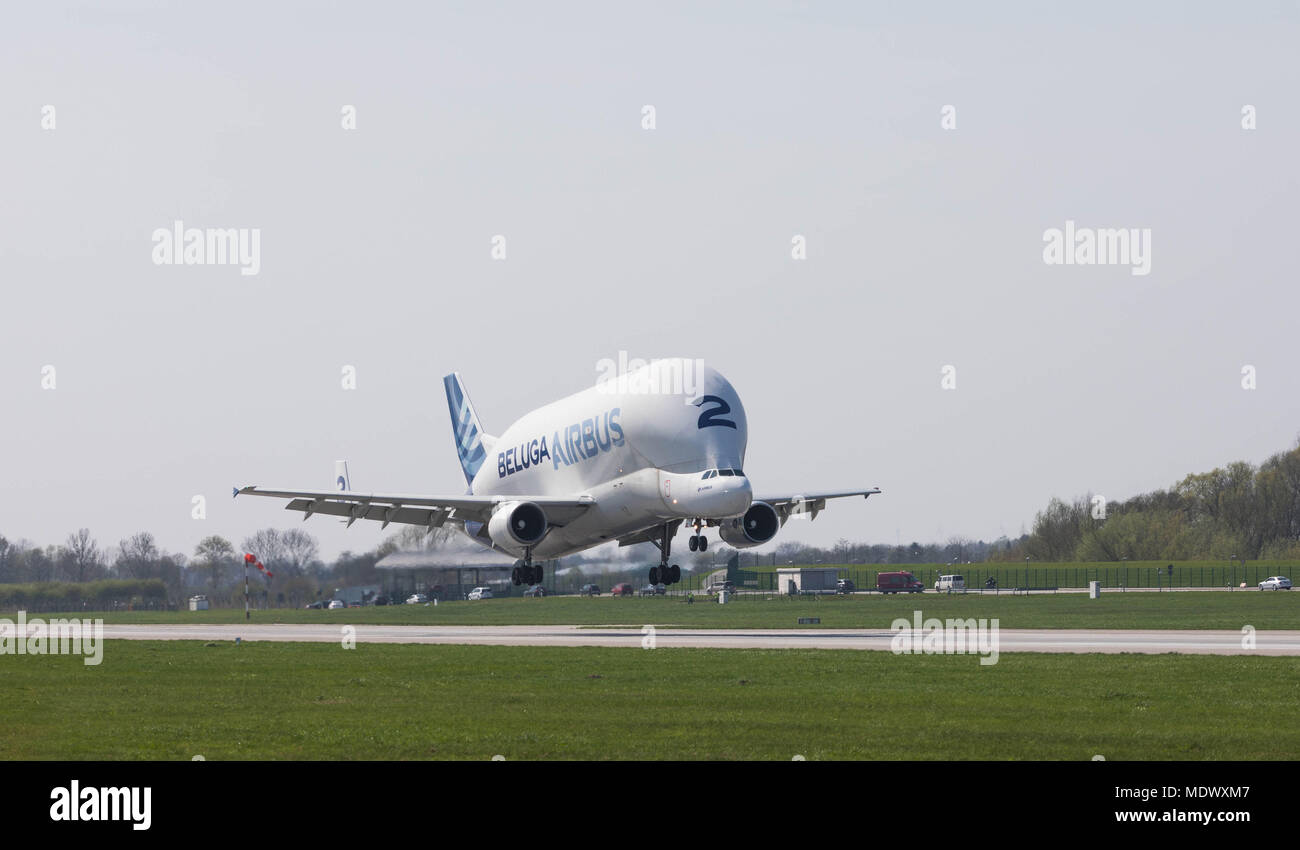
468 359 753 558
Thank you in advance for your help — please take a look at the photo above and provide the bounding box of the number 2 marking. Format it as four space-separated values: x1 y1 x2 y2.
695 395 737 430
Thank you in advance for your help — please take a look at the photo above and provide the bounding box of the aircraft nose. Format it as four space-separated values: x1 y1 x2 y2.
717 474 752 515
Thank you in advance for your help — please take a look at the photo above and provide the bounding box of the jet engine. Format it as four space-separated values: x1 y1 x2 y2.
487 501 548 552
717 501 780 548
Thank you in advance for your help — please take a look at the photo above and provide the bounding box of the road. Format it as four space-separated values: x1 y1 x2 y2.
84 624 1300 655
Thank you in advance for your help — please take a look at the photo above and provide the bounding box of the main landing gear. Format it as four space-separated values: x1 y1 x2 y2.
648 523 682 586
511 548 542 585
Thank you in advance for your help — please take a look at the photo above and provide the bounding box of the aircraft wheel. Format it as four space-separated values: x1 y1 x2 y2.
688 536 698 552
699 537 707 551
670 565 681 584
650 566 661 584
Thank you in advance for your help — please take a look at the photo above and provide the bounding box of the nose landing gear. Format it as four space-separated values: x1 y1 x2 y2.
687 518 707 552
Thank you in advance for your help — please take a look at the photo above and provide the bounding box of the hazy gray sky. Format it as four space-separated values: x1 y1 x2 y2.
3 1 1297 562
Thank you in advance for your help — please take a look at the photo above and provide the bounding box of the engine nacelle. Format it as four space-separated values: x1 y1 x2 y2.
718 501 780 549
487 501 548 553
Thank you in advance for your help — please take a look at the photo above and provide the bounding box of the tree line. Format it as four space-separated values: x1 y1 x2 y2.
991 438 1300 563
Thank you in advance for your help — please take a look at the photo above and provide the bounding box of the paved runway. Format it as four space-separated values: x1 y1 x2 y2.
88 624 1300 655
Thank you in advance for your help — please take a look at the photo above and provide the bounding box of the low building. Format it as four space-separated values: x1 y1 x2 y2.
775 567 840 594
375 548 527 599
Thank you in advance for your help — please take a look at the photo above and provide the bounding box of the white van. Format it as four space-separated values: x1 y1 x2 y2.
935 575 966 591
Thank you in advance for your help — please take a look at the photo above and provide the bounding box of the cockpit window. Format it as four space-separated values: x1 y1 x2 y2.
718 469 734 477
732 468 744 477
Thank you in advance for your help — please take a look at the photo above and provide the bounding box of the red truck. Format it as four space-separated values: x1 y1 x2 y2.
876 571 923 594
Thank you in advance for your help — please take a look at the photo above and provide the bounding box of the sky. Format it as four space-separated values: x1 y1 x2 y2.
2 1 1298 563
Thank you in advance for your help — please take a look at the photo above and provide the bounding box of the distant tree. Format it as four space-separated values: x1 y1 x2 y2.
114 532 160 579
279 529 319 576
193 535 236 591
61 528 104 583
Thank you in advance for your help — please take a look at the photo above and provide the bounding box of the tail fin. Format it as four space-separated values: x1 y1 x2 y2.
443 372 494 490
334 460 351 491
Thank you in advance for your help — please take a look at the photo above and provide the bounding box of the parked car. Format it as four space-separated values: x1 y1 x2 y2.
836 579 856 595
708 580 735 595
467 586 494 601
524 584 546 597
580 584 601 596
935 574 966 592
638 584 666 596
877 571 924 593
304 600 327 609
405 593 428 605
327 599 345 610
611 583 634 597
1259 576 1293 591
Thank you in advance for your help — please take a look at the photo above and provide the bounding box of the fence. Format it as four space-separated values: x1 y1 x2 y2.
734 563 1291 594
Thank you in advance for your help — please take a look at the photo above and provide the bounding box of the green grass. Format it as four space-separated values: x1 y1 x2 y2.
23 589 1300 630
1 641 1297 760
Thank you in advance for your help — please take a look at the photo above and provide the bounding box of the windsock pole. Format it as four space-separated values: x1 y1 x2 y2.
243 553 256 621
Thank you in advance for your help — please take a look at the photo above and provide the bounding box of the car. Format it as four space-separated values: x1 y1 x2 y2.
327 599 345 610
1259 576 1293 591
876 571 923 594
372 595 390 606
579 584 601 596
611 583 634 597
523 584 546 597
304 600 327 609
638 584 666 596
405 593 428 605
836 579 856 595
935 574 966 592
467 586 493 601
708 580 735 595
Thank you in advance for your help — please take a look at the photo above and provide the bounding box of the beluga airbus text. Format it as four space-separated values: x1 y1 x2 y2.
236 359 881 586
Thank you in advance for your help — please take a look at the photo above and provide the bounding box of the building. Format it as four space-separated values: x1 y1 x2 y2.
775 567 840 594
374 548 527 599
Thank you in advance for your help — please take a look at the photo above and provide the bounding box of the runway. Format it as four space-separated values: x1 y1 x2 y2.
89 624 1300 655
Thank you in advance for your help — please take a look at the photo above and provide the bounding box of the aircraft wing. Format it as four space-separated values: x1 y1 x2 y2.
234 485 594 529
753 488 882 522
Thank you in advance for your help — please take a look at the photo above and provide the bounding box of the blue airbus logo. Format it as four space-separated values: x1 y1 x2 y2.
498 408 624 478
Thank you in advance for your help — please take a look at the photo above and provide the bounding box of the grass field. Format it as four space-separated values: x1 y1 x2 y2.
2 641 1297 760
22 589 1300 630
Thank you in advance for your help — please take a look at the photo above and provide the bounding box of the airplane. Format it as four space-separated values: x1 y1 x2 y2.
235 358 881 587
